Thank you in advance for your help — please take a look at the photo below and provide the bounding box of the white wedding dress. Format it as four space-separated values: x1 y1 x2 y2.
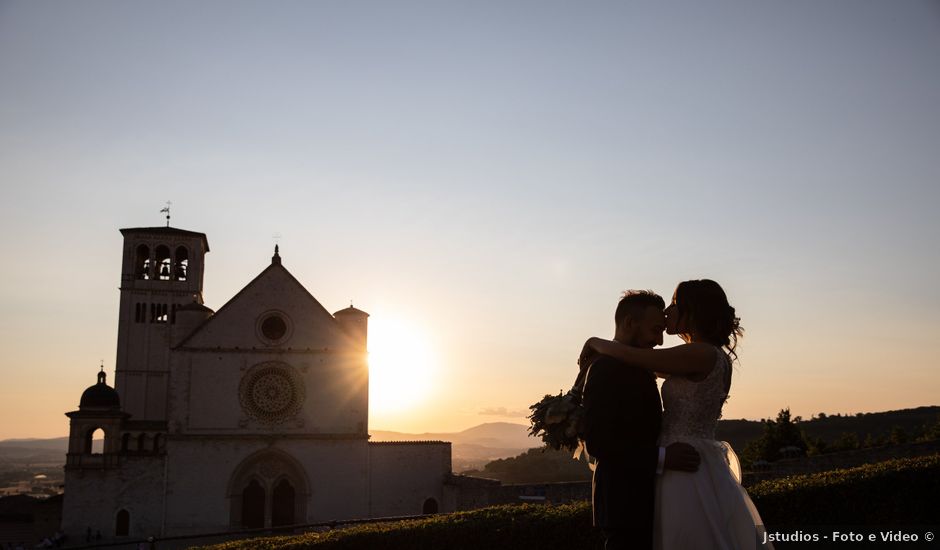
655 347 773 550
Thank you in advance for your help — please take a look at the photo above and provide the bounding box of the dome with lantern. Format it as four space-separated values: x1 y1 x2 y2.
79 368 121 411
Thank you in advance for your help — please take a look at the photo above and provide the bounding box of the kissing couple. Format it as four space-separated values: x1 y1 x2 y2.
579 279 773 550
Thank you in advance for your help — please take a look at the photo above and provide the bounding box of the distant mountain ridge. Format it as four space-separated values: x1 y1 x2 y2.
370 422 538 471
0 438 72 466
4 407 937 472
0 437 71 451
715 405 940 451
371 422 536 448
0 423 540 473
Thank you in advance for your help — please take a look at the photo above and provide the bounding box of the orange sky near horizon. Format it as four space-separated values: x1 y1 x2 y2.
1 1 939 441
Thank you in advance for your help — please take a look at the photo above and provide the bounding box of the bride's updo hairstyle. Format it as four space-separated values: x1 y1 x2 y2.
673 279 743 360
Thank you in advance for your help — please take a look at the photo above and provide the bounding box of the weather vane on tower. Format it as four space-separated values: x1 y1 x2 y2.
160 201 172 227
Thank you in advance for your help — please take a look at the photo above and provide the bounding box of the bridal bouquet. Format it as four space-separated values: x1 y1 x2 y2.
528 388 585 452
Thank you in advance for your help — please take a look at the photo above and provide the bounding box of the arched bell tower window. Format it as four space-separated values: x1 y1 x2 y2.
135 245 151 280
121 433 130 452
85 428 104 454
138 433 148 452
115 509 130 536
155 245 171 281
175 246 189 281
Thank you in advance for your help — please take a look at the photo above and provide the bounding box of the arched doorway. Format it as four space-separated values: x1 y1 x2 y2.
227 449 309 529
422 497 439 514
241 479 265 529
115 509 130 536
271 479 295 527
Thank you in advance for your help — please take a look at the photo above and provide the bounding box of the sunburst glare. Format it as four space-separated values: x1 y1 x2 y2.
368 316 435 414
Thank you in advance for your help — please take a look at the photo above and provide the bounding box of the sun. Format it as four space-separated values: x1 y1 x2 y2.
368 317 435 414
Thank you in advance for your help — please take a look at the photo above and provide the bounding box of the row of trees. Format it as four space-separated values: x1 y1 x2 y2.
463 447 592 484
740 408 940 465
481 408 940 482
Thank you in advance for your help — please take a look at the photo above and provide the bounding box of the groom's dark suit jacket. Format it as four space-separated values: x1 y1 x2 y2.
582 355 662 549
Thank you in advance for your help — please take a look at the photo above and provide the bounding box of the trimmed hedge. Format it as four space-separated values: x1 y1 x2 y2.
197 454 940 550
194 503 601 550
749 453 940 525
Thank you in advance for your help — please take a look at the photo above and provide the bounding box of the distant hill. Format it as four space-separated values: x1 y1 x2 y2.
715 406 940 450
0 424 539 473
463 447 593 484
715 419 765 451
4 407 936 474
799 406 940 442
0 437 68 467
0 437 99 468
0 437 71 451
371 422 536 448
461 406 940 483
370 422 539 471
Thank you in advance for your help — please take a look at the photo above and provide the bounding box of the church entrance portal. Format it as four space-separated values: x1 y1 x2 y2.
228 450 309 529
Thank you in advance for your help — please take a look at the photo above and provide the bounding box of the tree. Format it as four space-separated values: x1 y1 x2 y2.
889 426 909 445
742 408 809 464
466 447 592 484
922 414 940 441
830 432 860 452
806 435 828 456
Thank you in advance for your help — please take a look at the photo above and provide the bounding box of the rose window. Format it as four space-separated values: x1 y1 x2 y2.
239 364 304 423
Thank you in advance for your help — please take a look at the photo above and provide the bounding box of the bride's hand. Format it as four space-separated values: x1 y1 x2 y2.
578 337 604 370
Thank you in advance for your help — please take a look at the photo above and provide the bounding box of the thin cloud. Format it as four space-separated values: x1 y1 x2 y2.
478 407 528 417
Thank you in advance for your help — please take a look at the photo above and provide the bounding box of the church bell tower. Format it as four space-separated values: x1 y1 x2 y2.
114 226 209 421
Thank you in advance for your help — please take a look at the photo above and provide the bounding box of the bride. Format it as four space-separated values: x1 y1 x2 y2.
581 279 773 550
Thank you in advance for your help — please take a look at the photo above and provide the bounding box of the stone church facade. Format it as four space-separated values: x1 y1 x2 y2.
61 226 452 540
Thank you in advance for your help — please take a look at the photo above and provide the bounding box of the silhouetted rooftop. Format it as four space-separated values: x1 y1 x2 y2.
177 301 214 313
120 226 209 251
334 306 369 317
79 371 120 411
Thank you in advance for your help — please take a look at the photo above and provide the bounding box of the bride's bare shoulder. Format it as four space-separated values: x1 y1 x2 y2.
676 342 721 360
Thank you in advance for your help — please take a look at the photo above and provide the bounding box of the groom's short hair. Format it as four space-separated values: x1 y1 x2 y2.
615 290 665 326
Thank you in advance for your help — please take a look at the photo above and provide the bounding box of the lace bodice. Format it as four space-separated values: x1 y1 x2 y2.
659 347 729 444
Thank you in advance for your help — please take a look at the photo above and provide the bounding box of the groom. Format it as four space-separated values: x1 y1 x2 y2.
581 290 700 550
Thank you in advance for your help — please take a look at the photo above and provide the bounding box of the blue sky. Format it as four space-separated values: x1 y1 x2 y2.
1 0 938 438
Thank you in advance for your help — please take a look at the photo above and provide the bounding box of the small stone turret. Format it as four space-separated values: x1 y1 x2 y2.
65 368 128 462
333 305 369 351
